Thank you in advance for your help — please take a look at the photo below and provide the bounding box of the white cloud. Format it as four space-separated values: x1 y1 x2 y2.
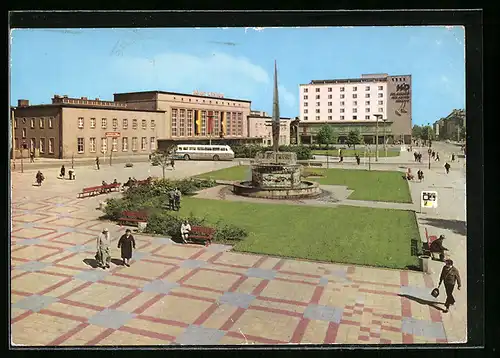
110 51 270 96
278 85 296 108
244 27 266 33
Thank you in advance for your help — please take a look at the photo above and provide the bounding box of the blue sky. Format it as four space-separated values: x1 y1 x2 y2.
10 26 464 125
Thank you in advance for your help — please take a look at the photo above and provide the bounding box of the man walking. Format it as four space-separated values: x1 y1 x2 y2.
355 153 360 165
451 153 456 162
435 152 440 161
95 228 111 269
174 188 182 211
170 157 175 170
30 151 35 163
168 189 176 211
95 156 100 170
444 162 451 174
438 259 461 313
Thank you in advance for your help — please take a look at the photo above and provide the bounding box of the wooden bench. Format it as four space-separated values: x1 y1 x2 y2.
118 211 149 226
136 179 150 186
423 227 439 258
188 226 216 246
78 186 104 198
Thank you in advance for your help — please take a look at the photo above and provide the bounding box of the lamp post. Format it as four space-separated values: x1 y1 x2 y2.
383 118 387 158
373 114 383 162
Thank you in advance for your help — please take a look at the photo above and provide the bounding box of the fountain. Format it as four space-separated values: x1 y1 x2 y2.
232 61 321 199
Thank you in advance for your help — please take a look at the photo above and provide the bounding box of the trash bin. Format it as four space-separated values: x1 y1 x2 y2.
419 255 431 274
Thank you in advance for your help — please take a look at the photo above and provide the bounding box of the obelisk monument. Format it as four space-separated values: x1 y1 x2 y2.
272 60 280 153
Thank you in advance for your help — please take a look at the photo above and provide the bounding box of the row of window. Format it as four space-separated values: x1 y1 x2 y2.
14 117 54 129
171 109 244 137
15 137 55 154
77 117 156 130
303 115 372 121
76 137 156 153
305 107 384 114
305 100 384 107
304 93 384 101
303 85 385 93
172 96 243 107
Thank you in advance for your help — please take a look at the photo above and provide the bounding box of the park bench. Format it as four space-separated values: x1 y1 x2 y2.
78 186 103 198
188 226 216 246
119 211 149 226
422 227 439 258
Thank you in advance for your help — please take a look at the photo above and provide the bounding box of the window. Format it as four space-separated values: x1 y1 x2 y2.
365 115 370 119
304 109 308 114
22 128 26 138
316 109 320 113
77 138 84 153
340 108 345 113
22 118 26 124
328 116 332 120
365 94 370 98
14 118 18 128
315 116 320 120
101 137 107 153
90 118 96 128
142 119 147 129
340 101 345 106
150 137 156 151
328 87 332 92
113 118 118 129
30 118 35 128
132 137 138 151
316 102 320 106
123 119 128 129
30 138 36 151
353 86 357 91
151 120 156 129
304 116 308 120
353 115 358 120
365 108 371 112
328 102 332 106
48 138 54 154
365 101 370 105
39 118 44 129
78 117 84 128
378 100 384 105
48 117 53 128
304 102 308 107
378 86 383 90
122 137 128 151
353 101 357 106
304 88 308 93
340 115 345 120
340 87 345 92
303 95 308 100
378 93 383 98
316 95 320 99
141 137 147 151
328 109 332 113
328 94 332 99
353 94 357 98
89 137 96 152
316 88 320 92
132 119 138 129
101 118 107 129
340 94 345 99
39 138 45 153
353 108 358 113
378 108 384 113
110 138 117 152
366 86 370 91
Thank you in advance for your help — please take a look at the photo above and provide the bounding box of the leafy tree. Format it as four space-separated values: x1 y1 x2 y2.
316 125 337 150
150 150 173 179
412 125 423 139
346 129 362 150
420 126 435 146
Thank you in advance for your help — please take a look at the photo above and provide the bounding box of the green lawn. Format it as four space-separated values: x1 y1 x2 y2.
196 166 412 203
177 197 419 269
312 149 400 157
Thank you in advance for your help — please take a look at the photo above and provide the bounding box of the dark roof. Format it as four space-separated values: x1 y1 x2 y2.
301 74 411 86
12 103 166 113
114 90 252 104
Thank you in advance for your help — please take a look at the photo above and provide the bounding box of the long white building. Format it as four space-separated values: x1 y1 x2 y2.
298 73 412 144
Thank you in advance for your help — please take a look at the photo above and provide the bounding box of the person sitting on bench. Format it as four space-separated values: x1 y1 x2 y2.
101 180 109 194
417 169 424 181
430 235 449 261
406 168 414 181
180 220 191 244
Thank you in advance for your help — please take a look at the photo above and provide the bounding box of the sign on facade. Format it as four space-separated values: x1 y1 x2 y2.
105 132 121 138
192 90 224 98
421 191 438 208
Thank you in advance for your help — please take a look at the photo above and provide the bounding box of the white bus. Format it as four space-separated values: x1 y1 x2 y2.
174 144 235 161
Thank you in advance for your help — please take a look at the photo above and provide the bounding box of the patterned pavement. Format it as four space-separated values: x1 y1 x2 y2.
10 166 451 346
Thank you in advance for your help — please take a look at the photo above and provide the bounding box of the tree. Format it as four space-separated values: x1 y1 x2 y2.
412 125 423 139
346 129 362 150
420 126 435 146
150 149 173 179
316 125 337 149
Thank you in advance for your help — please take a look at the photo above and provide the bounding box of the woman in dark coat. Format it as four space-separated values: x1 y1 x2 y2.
438 259 461 313
117 229 136 266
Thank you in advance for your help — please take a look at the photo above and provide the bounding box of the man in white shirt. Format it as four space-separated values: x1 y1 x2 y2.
180 220 191 244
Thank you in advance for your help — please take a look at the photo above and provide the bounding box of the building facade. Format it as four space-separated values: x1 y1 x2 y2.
247 111 291 146
12 96 166 159
298 73 412 144
433 109 465 141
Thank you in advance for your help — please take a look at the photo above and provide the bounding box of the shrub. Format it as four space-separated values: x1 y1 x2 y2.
214 221 248 241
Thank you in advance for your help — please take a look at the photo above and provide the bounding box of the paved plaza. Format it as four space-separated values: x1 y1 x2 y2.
10 149 467 346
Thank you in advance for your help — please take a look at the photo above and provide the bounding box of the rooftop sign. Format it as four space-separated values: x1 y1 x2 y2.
192 90 224 98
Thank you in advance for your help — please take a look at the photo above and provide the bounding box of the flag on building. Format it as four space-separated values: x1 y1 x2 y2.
194 110 201 135
220 112 226 137
207 111 214 135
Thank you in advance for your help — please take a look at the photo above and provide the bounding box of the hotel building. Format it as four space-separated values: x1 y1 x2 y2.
247 110 291 146
298 73 412 144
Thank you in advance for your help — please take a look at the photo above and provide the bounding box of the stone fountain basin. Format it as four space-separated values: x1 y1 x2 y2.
232 180 321 199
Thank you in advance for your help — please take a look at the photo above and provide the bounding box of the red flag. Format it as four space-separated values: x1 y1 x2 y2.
207 111 214 135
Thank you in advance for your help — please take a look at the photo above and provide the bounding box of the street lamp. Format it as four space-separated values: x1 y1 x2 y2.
383 118 388 158
373 114 383 162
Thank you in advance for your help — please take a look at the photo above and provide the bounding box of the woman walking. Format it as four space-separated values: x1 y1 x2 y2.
118 229 136 267
96 228 111 269
438 259 462 313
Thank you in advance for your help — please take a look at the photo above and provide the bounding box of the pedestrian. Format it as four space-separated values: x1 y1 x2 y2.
60 165 66 178
180 220 191 244
417 169 424 182
431 151 435 159
35 171 44 186
174 187 182 210
414 152 417 162
444 162 451 174
117 229 136 267
451 153 455 162
30 151 35 163
438 259 461 313
95 156 100 170
355 154 360 165
168 189 175 210
430 234 449 261
435 152 440 161
95 228 111 269
68 169 75 180
170 157 175 170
